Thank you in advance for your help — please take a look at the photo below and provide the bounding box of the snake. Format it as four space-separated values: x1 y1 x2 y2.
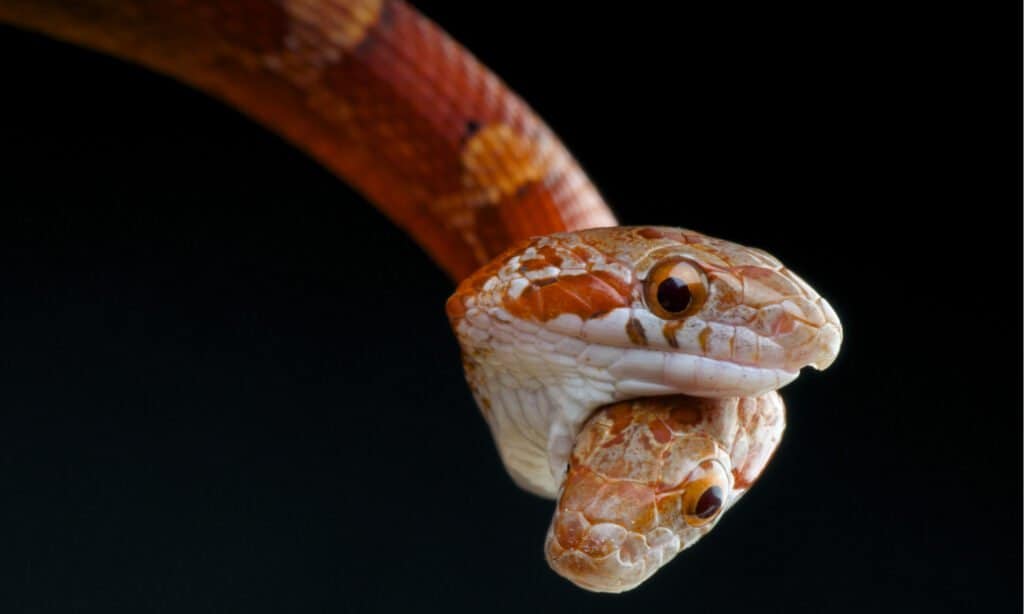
1 0 842 592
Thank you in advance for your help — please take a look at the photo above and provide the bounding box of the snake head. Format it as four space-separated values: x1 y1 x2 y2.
446 226 841 496
545 393 785 593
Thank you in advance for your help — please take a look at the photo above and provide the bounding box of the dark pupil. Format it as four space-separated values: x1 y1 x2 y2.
656 277 692 313
694 485 723 519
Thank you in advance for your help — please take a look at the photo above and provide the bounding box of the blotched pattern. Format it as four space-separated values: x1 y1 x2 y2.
0 3 844 593
447 227 839 497
0 0 614 280
546 394 785 592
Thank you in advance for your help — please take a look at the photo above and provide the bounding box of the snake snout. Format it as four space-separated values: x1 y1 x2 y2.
779 296 842 372
807 321 842 371
813 296 843 370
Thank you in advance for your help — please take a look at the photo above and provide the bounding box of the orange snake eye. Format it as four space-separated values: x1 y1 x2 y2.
681 460 729 527
693 486 723 519
644 259 708 319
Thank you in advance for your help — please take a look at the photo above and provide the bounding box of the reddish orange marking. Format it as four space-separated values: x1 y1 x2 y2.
663 319 684 348
446 239 532 325
638 227 692 243
649 419 672 444
638 227 668 239
535 245 563 266
668 406 702 427
698 326 712 352
518 258 552 272
498 181 569 241
570 246 594 262
503 270 631 322
625 317 647 346
444 294 467 322
606 404 635 436
553 509 586 550
5 0 616 283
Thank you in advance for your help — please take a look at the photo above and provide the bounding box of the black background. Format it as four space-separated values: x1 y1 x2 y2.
0 2 1019 612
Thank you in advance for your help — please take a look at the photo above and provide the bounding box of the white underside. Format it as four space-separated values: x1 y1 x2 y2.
459 313 797 498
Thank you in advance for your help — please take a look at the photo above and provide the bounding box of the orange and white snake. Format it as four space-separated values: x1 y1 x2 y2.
0 0 842 592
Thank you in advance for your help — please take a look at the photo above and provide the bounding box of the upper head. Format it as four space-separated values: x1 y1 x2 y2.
448 226 842 400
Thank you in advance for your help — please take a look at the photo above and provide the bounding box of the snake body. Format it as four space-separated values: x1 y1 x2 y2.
1 0 842 592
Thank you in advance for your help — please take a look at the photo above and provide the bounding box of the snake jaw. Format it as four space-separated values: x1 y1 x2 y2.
607 344 799 398
449 303 798 497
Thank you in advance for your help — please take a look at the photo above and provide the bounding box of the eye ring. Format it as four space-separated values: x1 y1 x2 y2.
681 460 729 527
644 258 708 319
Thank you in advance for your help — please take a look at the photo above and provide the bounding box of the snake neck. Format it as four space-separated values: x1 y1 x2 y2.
462 341 616 498
0 0 616 281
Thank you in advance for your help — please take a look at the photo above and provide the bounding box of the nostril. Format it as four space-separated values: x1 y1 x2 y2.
809 323 842 370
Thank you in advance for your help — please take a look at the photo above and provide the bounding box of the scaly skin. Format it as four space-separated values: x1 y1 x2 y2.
547 394 785 592
447 226 840 590
1 1 842 592
0 0 613 280
447 227 840 497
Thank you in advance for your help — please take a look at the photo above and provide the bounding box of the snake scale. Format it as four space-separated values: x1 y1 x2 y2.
0 0 842 592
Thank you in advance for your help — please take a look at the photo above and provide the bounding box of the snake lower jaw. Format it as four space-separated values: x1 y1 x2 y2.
461 342 800 498
609 349 801 399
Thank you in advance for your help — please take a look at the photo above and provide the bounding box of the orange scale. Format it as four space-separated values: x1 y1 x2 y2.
552 511 589 550
559 468 606 512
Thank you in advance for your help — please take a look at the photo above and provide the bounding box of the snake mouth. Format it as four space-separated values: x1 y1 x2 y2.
604 349 799 399
543 305 835 398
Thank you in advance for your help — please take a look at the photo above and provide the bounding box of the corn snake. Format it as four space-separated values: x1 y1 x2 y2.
0 0 842 592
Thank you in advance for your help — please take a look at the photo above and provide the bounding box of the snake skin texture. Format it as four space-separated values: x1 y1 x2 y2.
0 0 613 280
0 0 842 592
547 394 785 592
444 226 838 590
446 226 839 495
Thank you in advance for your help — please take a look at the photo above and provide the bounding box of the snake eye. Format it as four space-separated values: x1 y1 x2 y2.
681 460 729 527
693 486 723 519
645 259 708 319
